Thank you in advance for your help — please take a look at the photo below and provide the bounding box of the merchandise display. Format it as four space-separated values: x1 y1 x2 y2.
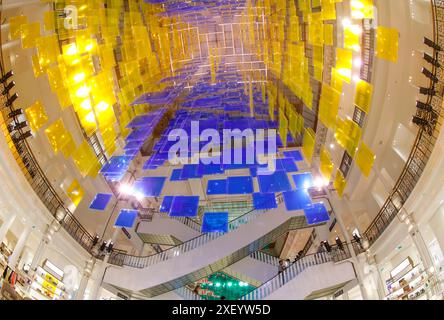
385 258 429 300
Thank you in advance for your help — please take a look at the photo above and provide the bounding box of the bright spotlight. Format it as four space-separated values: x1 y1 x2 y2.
119 184 133 195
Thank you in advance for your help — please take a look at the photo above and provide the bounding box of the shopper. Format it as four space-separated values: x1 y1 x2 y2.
278 260 285 284
193 283 201 296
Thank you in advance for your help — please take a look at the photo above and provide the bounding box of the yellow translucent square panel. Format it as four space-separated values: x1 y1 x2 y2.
344 25 361 52
351 0 374 19
45 119 76 157
66 179 84 207
32 54 45 77
324 24 334 46
335 48 353 82
25 100 48 133
302 128 316 164
9 15 28 40
43 11 55 31
79 112 98 137
376 27 399 62
279 109 288 147
333 170 347 198
335 118 362 157
55 86 73 109
355 142 375 177
331 68 344 93
36 35 60 66
99 44 116 69
355 80 373 113
320 147 334 181
321 0 337 21
72 140 99 177
319 84 340 129
22 22 41 49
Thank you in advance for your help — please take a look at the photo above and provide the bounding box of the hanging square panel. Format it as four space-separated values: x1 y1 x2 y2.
115 209 138 228
201 212 229 233
292 173 314 189
169 196 199 217
303 203 330 225
89 193 112 211
160 196 174 213
253 193 277 210
207 179 227 195
227 176 254 195
257 171 292 193
133 177 166 197
283 189 312 211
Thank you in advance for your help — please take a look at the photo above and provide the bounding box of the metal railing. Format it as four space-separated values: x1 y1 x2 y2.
155 212 202 233
240 244 352 300
250 251 281 267
363 0 444 247
108 193 284 268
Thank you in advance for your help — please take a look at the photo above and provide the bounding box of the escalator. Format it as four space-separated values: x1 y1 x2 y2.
102 195 318 298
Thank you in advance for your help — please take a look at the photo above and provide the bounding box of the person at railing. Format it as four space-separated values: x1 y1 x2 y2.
278 260 286 284
353 233 363 249
335 237 344 251
193 283 202 296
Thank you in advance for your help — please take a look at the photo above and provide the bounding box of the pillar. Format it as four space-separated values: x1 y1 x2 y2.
29 219 60 275
89 227 120 300
408 216 442 296
328 190 370 300
75 257 95 300
0 213 16 245
8 226 31 270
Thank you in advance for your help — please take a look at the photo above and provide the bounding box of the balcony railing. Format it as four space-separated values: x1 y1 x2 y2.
363 0 444 247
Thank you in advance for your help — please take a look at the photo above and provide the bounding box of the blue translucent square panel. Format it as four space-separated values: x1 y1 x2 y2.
169 196 199 217
170 169 186 181
283 190 312 211
160 196 174 213
115 209 138 228
279 158 299 173
253 193 277 210
257 171 292 193
304 203 330 225
283 150 304 161
180 164 203 179
207 179 227 195
292 173 314 190
133 177 166 197
89 193 112 211
227 176 254 194
100 156 132 174
201 212 229 233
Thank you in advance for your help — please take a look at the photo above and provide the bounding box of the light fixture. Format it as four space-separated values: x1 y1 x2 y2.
422 68 438 83
12 130 32 142
7 121 28 132
412 116 429 127
8 108 23 118
416 101 433 112
423 52 440 67
5 93 18 107
1 81 15 95
419 87 436 96
118 184 133 195
0 70 13 84
424 37 441 51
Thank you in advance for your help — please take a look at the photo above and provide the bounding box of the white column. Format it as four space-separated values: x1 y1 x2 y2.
0 214 16 245
29 220 60 273
408 218 442 296
75 258 95 300
89 228 120 300
8 226 31 270
328 190 370 300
